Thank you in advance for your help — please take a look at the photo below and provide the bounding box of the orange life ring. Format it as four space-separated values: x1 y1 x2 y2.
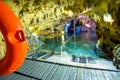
0 1 27 76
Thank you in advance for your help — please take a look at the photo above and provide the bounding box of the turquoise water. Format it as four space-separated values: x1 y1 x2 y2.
41 31 98 58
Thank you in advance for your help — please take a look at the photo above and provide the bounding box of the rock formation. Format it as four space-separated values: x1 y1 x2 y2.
1 0 120 58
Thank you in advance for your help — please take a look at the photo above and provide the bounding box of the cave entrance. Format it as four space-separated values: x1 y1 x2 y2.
65 15 96 34
63 15 98 57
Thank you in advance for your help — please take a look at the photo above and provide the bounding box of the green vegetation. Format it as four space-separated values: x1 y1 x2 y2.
1 0 120 58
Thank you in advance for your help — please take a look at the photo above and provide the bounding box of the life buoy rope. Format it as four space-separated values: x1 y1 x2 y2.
0 1 27 76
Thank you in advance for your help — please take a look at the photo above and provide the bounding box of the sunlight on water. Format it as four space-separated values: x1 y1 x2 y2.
42 31 98 58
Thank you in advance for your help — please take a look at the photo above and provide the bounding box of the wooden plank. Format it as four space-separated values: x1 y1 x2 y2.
84 69 91 80
17 60 31 72
33 62 48 78
63 67 72 80
77 68 83 80
18 60 33 73
50 65 67 80
59 66 68 80
2 59 120 80
23 61 41 75
41 64 55 79
30 62 45 77
22 61 37 74
28 61 42 76
102 71 114 80
90 69 98 80
0 74 13 80
45 64 59 80
4 73 28 80
36 63 51 79
12 74 28 80
117 72 120 76
110 72 119 80
6 74 18 80
20 76 31 80
68 67 77 80
82 69 88 80
95 70 106 80
50 65 63 80
28 62 43 77
25 77 33 80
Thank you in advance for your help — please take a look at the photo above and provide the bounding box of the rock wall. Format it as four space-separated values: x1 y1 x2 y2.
2 0 120 58
3 0 74 36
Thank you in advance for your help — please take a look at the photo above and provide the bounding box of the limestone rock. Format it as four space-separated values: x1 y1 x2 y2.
2 0 120 58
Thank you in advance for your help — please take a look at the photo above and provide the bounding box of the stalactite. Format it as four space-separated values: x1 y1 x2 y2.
2 0 120 58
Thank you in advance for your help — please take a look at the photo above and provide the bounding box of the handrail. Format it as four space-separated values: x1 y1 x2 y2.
61 34 74 54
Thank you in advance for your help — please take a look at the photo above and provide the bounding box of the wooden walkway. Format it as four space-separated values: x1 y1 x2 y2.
0 59 120 80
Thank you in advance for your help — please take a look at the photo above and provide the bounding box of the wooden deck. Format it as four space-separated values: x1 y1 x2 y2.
0 59 120 80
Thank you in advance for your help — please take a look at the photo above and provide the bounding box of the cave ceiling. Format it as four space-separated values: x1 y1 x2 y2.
1 0 120 57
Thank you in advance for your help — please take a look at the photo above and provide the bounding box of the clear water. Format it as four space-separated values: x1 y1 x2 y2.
41 31 98 58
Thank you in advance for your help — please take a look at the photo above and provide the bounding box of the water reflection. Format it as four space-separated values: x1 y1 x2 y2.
42 31 98 58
